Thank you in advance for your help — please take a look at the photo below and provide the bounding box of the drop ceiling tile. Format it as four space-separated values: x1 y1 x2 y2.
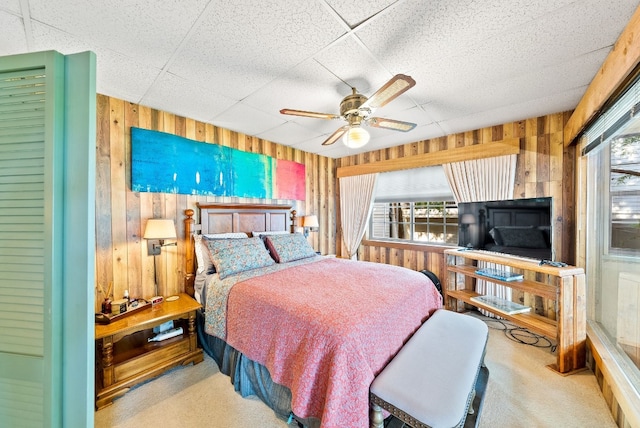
242 59 346 120
324 0 397 28
257 121 326 147
313 36 392 94
30 22 161 103
141 72 237 124
0 11 28 56
355 0 578 74
169 0 345 100
440 86 586 136
0 1 21 14
434 0 639 93
28 0 210 69
428 47 610 123
212 102 285 137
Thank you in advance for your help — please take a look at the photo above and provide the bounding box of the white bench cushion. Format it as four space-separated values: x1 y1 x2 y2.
371 309 488 427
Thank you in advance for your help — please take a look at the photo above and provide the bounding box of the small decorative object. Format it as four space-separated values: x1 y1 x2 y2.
98 281 113 314
101 298 111 315
111 299 128 315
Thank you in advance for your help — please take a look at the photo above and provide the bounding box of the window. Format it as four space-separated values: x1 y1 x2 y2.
368 165 458 245
370 201 459 245
584 78 640 389
610 135 640 253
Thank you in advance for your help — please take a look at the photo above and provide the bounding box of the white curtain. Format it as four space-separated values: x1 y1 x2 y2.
444 154 517 203
443 154 518 316
340 173 378 260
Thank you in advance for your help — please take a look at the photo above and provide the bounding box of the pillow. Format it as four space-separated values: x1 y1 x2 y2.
488 228 503 245
493 226 548 249
194 233 248 274
263 233 317 263
204 232 248 239
252 230 290 237
193 234 210 275
205 237 275 279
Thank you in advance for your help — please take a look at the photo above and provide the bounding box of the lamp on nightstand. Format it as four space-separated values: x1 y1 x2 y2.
301 215 319 238
143 219 178 301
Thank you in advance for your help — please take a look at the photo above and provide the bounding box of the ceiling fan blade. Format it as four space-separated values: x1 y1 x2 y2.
280 108 341 120
367 117 417 132
361 74 416 110
322 125 349 146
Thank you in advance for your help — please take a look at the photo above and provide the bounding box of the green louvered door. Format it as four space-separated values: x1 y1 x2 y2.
0 51 96 428
0 62 51 428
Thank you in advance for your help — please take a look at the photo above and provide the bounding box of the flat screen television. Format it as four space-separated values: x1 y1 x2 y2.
457 197 553 260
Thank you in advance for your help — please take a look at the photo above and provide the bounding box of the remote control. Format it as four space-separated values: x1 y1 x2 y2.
539 259 568 267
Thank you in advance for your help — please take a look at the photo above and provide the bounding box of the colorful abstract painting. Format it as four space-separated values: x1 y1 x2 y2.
131 127 305 200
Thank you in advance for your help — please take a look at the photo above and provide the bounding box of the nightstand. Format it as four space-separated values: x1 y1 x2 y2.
95 293 203 409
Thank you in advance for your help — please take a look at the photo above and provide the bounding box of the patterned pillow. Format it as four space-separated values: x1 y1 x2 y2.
195 233 248 274
263 233 317 263
205 237 275 279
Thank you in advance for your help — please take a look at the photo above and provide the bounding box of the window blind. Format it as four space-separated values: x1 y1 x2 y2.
583 74 640 156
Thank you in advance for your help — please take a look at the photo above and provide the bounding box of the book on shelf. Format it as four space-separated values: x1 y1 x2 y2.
475 268 524 282
470 295 531 315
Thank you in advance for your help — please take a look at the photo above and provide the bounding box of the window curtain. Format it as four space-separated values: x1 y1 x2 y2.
443 154 518 316
340 173 379 260
444 154 517 203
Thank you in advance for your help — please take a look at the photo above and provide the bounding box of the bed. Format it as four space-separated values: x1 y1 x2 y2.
183 203 443 428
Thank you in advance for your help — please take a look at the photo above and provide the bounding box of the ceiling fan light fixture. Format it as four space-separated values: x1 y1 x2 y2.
342 125 370 149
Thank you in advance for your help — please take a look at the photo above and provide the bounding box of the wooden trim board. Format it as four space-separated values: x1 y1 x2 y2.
336 137 520 178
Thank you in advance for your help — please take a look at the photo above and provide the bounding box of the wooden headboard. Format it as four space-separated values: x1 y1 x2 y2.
183 203 294 296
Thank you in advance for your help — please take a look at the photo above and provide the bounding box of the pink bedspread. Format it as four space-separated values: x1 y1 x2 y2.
225 257 442 428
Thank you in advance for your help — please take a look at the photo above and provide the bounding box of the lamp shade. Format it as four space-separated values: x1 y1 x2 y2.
302 215 319 228
460 213 476 225
342 126 370 148
143 219 177 239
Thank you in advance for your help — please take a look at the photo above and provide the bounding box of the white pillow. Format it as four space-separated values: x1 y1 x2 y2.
193 235 207 274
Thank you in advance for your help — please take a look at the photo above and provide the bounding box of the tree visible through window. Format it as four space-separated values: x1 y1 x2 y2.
370 201 459 244
610 134 640 252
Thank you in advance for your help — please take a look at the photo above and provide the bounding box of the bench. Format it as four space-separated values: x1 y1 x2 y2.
370 309 489 428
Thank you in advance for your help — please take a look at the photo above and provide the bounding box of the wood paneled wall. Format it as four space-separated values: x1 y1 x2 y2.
95 94 336 309
337 111 575 286
95 97 573 311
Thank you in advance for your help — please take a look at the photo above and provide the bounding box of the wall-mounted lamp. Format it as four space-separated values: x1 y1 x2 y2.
143 219 177 299
460 213 476 248
301 215 319 238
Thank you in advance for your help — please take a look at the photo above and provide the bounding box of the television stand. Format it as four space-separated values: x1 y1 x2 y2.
444 249 586 374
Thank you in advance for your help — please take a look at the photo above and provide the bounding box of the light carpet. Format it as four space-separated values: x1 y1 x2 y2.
95 313 615 428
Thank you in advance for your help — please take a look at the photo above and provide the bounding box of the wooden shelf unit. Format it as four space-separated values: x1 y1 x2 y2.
95 293 204 409
444 249 586 374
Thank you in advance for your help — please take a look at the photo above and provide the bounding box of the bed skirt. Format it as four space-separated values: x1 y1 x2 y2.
196 310 320 428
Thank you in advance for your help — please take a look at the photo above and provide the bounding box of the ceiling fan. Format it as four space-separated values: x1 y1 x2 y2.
280 74 417 149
